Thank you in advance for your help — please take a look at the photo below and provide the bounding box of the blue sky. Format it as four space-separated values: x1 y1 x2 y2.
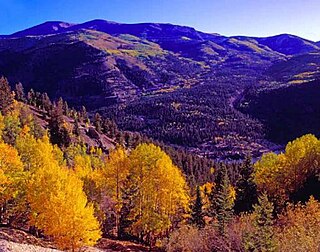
0 0 319 41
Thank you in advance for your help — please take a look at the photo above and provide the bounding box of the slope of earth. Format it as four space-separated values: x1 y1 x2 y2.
0 240 61 252
4 20 319 159
62 20 288 74
254 34 320 55
3 19 288 73
0 29 205 109
98 77 282 160
0 228 156 252
2 21 75 38
268 52 320 83
0 228 56 250
27 103 116 151
238 79 320 144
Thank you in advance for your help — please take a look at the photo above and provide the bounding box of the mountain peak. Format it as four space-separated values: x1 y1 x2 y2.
10 21 75 37
255 33 319 55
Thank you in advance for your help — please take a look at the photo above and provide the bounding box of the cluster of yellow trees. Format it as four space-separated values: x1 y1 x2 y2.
254 134 320 206
1 83 320 251
0 103 190 251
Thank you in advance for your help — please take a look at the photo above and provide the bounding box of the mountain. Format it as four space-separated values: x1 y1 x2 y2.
255 34 320 55
239 79 320 143
5 19 220 40
0 29 204 108
233 34 320 56
1 19 319 159
3 19 287 67
0 20 289 110
6 20 318 56
8 21 75 37
268 52 320 83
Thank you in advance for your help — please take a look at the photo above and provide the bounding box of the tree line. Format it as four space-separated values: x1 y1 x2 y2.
1 77 320 251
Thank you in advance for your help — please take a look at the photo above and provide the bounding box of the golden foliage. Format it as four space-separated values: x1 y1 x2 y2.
127 143 190 238
253 134 320 205
0 142 24 205
28 164 101 250
276 197 320 252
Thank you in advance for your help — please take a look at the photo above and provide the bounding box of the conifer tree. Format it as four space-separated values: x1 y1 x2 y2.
41 93 52 112
190 185 205 228
15 83 26 102
48 101 71 148
73 119 81 137
97 147 129 237
94 113 102 133
0 77 14 115
245 193 276 252
63 101 70 116
216 165 234 236
235 155 257 213
80 106 89 124
27 89 36 106
102 118 119 138
119 174 139 238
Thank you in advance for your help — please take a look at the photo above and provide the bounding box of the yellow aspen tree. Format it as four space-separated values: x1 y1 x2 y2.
98 146 129 237
0 113 5 141
70 145 106 220
15 129 101 250
199 182 215 213
254 134 320 206
0 142 24 224
27 159 101 251
15 128 60 173
127 143 189 244
276 197 320 251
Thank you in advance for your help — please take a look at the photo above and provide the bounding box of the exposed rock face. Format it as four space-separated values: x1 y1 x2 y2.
0 240 61 252
0 227 154 252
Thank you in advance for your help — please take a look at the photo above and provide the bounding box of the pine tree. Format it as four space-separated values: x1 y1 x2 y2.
0 77 14 115
80 106 89 124
119 174 138 239
48 102 72 148
102 118 118 138
73 119 81 137
15 83 26 102
63 101 70 116
27 89 36 106
216 165 234 236
234 155 257 213
190 186 205 228
245 193 276 252
41 93 52 112
94 113 102 133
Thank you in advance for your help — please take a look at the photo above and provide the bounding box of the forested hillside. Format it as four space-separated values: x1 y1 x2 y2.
0 75 319 251
3 19 318 160
1 19 320 252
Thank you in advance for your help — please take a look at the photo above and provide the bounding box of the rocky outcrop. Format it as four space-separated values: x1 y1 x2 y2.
0 240 61 252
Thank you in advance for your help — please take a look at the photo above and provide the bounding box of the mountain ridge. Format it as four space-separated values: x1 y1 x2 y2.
0 19 319 159
3 20 319 54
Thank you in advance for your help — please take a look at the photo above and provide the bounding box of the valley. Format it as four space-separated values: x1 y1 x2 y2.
1 20 320 160
1 14 320 252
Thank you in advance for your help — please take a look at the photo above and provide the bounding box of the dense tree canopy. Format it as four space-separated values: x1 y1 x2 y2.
254 134 320 206
0 79 319 251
